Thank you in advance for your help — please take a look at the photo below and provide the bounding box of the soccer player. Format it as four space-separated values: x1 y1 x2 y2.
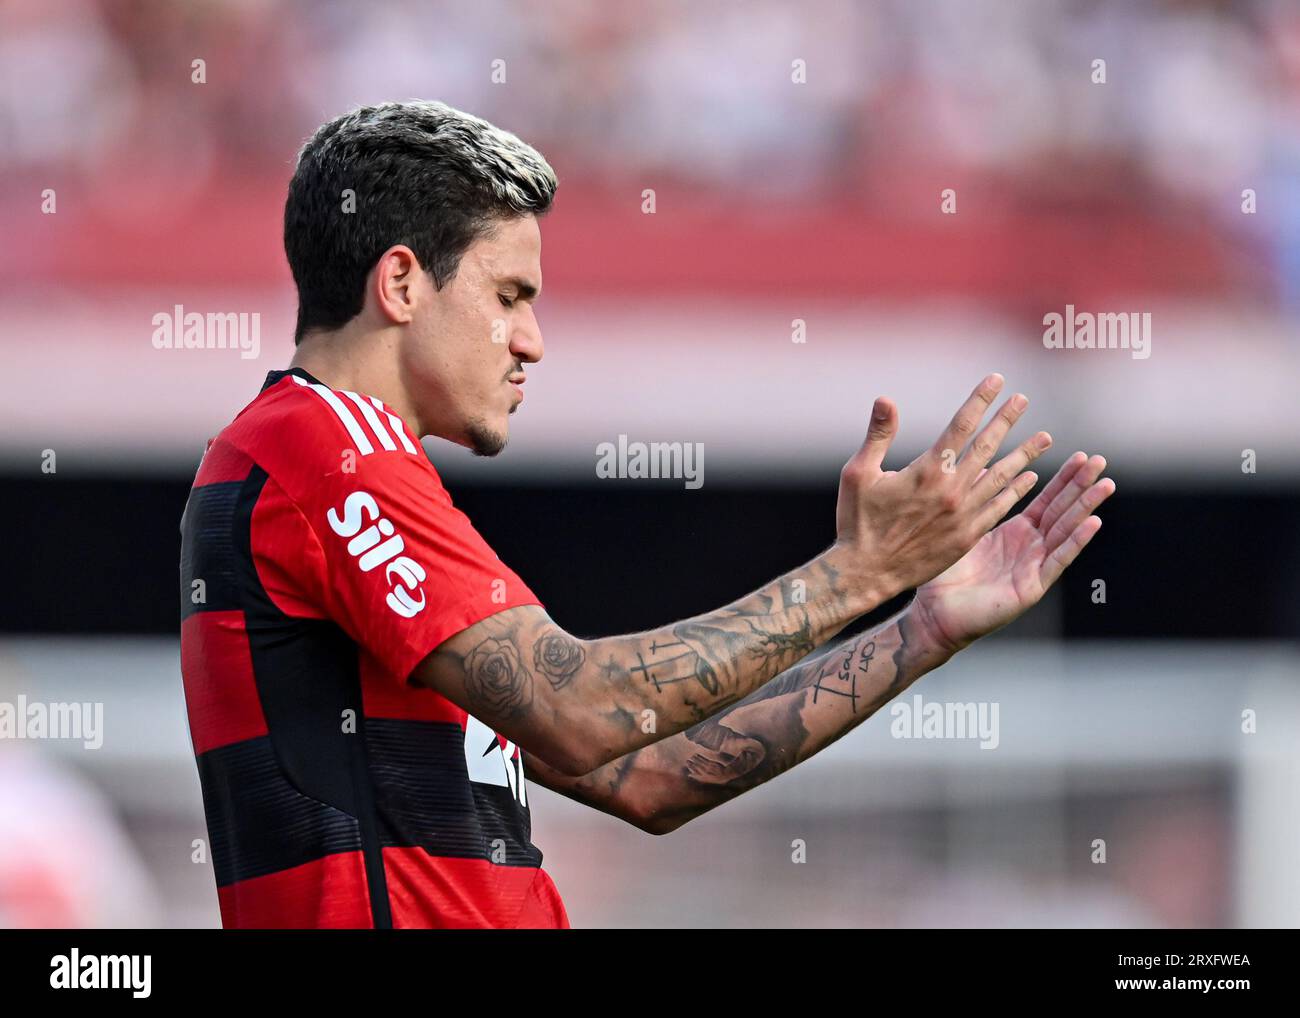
178 100 1113 929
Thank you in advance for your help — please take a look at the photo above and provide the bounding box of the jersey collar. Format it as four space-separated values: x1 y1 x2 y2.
262 366 323 392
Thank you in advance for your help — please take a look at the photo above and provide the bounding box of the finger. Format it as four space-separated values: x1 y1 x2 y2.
1023 452 1088 527
930 373 1004 463
958 392 1030 478
974 469 1038 533
1039 454 1106 535
1039 515 1103 588
853 397 899 472
1045 477 1116 553
972 430 1052 502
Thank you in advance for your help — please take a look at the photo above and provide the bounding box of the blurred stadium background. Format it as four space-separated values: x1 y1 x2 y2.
2 0 1298 927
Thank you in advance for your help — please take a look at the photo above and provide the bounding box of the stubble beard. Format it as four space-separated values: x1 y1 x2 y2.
466 413 510 457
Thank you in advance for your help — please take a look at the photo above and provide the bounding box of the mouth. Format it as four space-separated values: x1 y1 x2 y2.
507 373 525 403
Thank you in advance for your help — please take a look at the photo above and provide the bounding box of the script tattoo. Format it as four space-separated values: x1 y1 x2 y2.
676 620 916 797
534 633 586 691
861 612 922 717
812 639 875 713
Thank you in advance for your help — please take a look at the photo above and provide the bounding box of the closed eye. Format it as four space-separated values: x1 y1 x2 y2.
498 294 516 309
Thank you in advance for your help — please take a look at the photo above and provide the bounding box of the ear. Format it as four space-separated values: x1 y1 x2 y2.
371 245 422 326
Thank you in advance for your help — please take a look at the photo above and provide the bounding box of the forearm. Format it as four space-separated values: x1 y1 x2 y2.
419 540 886 775
570 542 890 763
529 436 1115 823
547 604 951 833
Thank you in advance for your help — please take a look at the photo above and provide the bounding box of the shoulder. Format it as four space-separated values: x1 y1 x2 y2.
218 370 444 510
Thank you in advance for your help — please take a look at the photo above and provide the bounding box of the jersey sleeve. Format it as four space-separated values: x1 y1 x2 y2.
296 447 543 684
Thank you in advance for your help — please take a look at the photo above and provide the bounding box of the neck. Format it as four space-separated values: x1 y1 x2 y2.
290 325 423 436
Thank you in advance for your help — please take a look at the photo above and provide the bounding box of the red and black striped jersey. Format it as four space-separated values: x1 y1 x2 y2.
178 367 569 929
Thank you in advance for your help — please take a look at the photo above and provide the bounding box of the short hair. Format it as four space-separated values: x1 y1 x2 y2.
284 100 557 343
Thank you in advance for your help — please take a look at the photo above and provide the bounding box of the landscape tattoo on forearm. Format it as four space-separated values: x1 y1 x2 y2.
553 609 945 832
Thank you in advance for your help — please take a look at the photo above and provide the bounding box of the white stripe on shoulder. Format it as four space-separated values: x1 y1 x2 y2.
368 396 419 454
290 374 374 455
340 390 397 452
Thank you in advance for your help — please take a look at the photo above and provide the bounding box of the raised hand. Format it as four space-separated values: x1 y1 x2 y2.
909 452 1115 655
834 373 1054 600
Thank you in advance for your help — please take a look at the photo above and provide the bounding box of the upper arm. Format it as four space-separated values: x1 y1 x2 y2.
259 385 550 714
412 605 596 775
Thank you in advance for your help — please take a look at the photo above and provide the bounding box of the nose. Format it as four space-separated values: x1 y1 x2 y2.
509 305 544 365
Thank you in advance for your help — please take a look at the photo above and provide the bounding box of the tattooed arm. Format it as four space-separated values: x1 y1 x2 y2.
414 374 1054 775
522 607 947 832
524 450 1114 828
415 548 882 777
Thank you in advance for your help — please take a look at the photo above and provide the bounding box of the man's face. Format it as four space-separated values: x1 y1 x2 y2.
402 214 544 455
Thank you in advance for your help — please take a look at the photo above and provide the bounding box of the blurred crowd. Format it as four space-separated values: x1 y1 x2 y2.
2 0 1298 299
3 1 1298 197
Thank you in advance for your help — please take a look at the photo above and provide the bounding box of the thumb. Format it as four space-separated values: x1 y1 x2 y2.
857 397 898 472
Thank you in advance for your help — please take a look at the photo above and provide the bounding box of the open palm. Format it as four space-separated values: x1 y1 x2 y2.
913 453 1115 654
